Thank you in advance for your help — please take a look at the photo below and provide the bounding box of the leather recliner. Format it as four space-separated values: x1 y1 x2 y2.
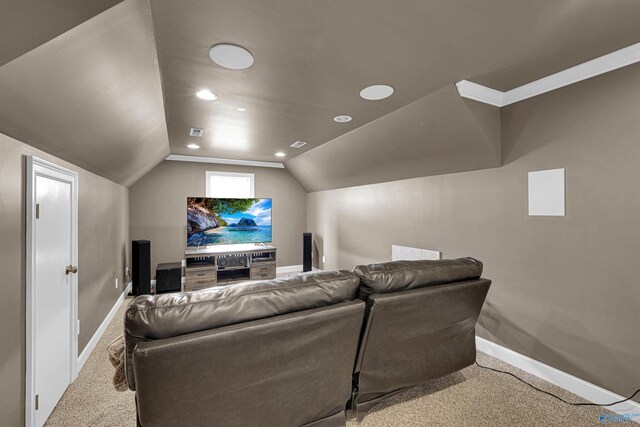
125 258 491 425
351 258 491 414
124 270 365 427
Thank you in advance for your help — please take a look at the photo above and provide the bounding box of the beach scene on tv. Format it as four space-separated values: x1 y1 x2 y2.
187 197 272 247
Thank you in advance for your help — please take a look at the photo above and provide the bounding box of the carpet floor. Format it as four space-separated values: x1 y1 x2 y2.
45 295 614 427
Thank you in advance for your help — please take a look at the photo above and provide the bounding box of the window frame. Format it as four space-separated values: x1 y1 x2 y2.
205 171 255 198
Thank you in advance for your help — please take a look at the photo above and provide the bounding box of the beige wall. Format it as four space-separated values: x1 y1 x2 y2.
129 160 307 271
0 132 129 426
306 63 640 403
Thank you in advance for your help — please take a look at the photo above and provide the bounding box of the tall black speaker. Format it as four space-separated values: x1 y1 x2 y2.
132 240 151 296
303 232 312 272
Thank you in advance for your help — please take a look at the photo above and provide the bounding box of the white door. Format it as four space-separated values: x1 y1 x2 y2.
33 174 74 426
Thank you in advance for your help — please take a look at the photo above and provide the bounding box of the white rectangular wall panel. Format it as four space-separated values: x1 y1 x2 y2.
528 168 565 216
392 245 441 261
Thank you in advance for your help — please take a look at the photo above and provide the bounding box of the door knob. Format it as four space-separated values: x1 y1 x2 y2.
65 265 78 275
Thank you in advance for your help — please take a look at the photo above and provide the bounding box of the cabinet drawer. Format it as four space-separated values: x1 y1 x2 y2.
186 276 216 291
251 265 274 274
250 267 275 280
186 270 217 279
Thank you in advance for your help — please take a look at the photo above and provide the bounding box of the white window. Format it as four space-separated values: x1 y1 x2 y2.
206 171 255 198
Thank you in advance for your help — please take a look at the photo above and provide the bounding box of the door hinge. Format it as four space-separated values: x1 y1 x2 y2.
35 204 40 219
77 319 80 335
35 394 39 410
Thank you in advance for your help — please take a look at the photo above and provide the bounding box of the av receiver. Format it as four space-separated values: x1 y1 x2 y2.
217 254 248 269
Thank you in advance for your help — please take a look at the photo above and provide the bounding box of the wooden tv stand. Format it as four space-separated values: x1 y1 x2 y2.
184 245 276 291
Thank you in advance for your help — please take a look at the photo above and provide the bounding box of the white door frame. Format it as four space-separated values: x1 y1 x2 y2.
25 156 79 427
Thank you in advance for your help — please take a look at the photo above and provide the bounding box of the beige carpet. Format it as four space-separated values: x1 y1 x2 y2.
45 295 614 427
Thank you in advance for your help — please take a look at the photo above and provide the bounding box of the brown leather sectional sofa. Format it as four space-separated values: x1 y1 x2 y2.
124 258 491 427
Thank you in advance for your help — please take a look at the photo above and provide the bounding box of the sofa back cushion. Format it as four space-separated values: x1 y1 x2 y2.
124 270 360 389
132 301 365 427
353 258 483 295
353 278 491 410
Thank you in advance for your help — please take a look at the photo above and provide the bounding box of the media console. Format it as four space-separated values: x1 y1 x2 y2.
184 245 277 291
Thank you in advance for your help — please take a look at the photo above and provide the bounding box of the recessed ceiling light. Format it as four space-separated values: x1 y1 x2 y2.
187 143 200 149
237 107 246 112
209 44 254 70
196 89 218 101
274 152 286 157
334 115 352 123
360 84 394 100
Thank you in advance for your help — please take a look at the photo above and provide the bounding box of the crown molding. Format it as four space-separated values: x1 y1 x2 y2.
455 80 504 107
166 154 285 169
457 41 640 107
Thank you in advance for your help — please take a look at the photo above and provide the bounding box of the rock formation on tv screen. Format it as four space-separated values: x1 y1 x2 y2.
187 198 258 233
230 218 258 227
187 198 220 233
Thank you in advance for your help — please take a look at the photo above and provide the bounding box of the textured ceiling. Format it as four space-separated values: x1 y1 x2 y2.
285 86 501 192
0 0 123 67
0 0 169 187
149 0 640 162
1 0 640 187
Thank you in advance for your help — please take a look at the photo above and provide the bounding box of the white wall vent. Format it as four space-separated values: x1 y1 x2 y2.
189 127 205 137
391 245 441 261
290 140 307 148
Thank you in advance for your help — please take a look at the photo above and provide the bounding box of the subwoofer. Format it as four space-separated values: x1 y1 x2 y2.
156 262 182 294
303 232 312 272
132 240 151 296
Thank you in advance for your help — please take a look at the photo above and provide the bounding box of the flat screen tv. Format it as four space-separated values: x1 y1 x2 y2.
187 197 272 247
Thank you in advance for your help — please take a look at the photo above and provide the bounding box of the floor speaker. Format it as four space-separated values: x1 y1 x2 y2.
132 240 151 296
303 232 312 272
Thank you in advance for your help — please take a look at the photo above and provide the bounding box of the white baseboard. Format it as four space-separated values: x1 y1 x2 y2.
77 282 132 373
276 265 303 274
276 265 324 274
476 336 640 422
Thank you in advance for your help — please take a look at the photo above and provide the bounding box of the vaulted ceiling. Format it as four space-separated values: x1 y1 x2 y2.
0 0 123 67
1 0 640 187
151 0 640 163
286 85 501 192
0 0 167 186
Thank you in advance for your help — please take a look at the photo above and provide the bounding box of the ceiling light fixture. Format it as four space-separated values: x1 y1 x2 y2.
360 84 394 100
187 143 200 149
334 115 352 123
274 152 286 157
196 89 218 101
237 107 246 112
209 44 254 70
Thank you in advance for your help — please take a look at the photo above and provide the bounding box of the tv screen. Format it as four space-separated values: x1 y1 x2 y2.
187 197 272 247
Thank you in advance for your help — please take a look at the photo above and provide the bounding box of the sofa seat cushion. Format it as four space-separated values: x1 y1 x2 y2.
124 270 359 389
353 258 483 295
